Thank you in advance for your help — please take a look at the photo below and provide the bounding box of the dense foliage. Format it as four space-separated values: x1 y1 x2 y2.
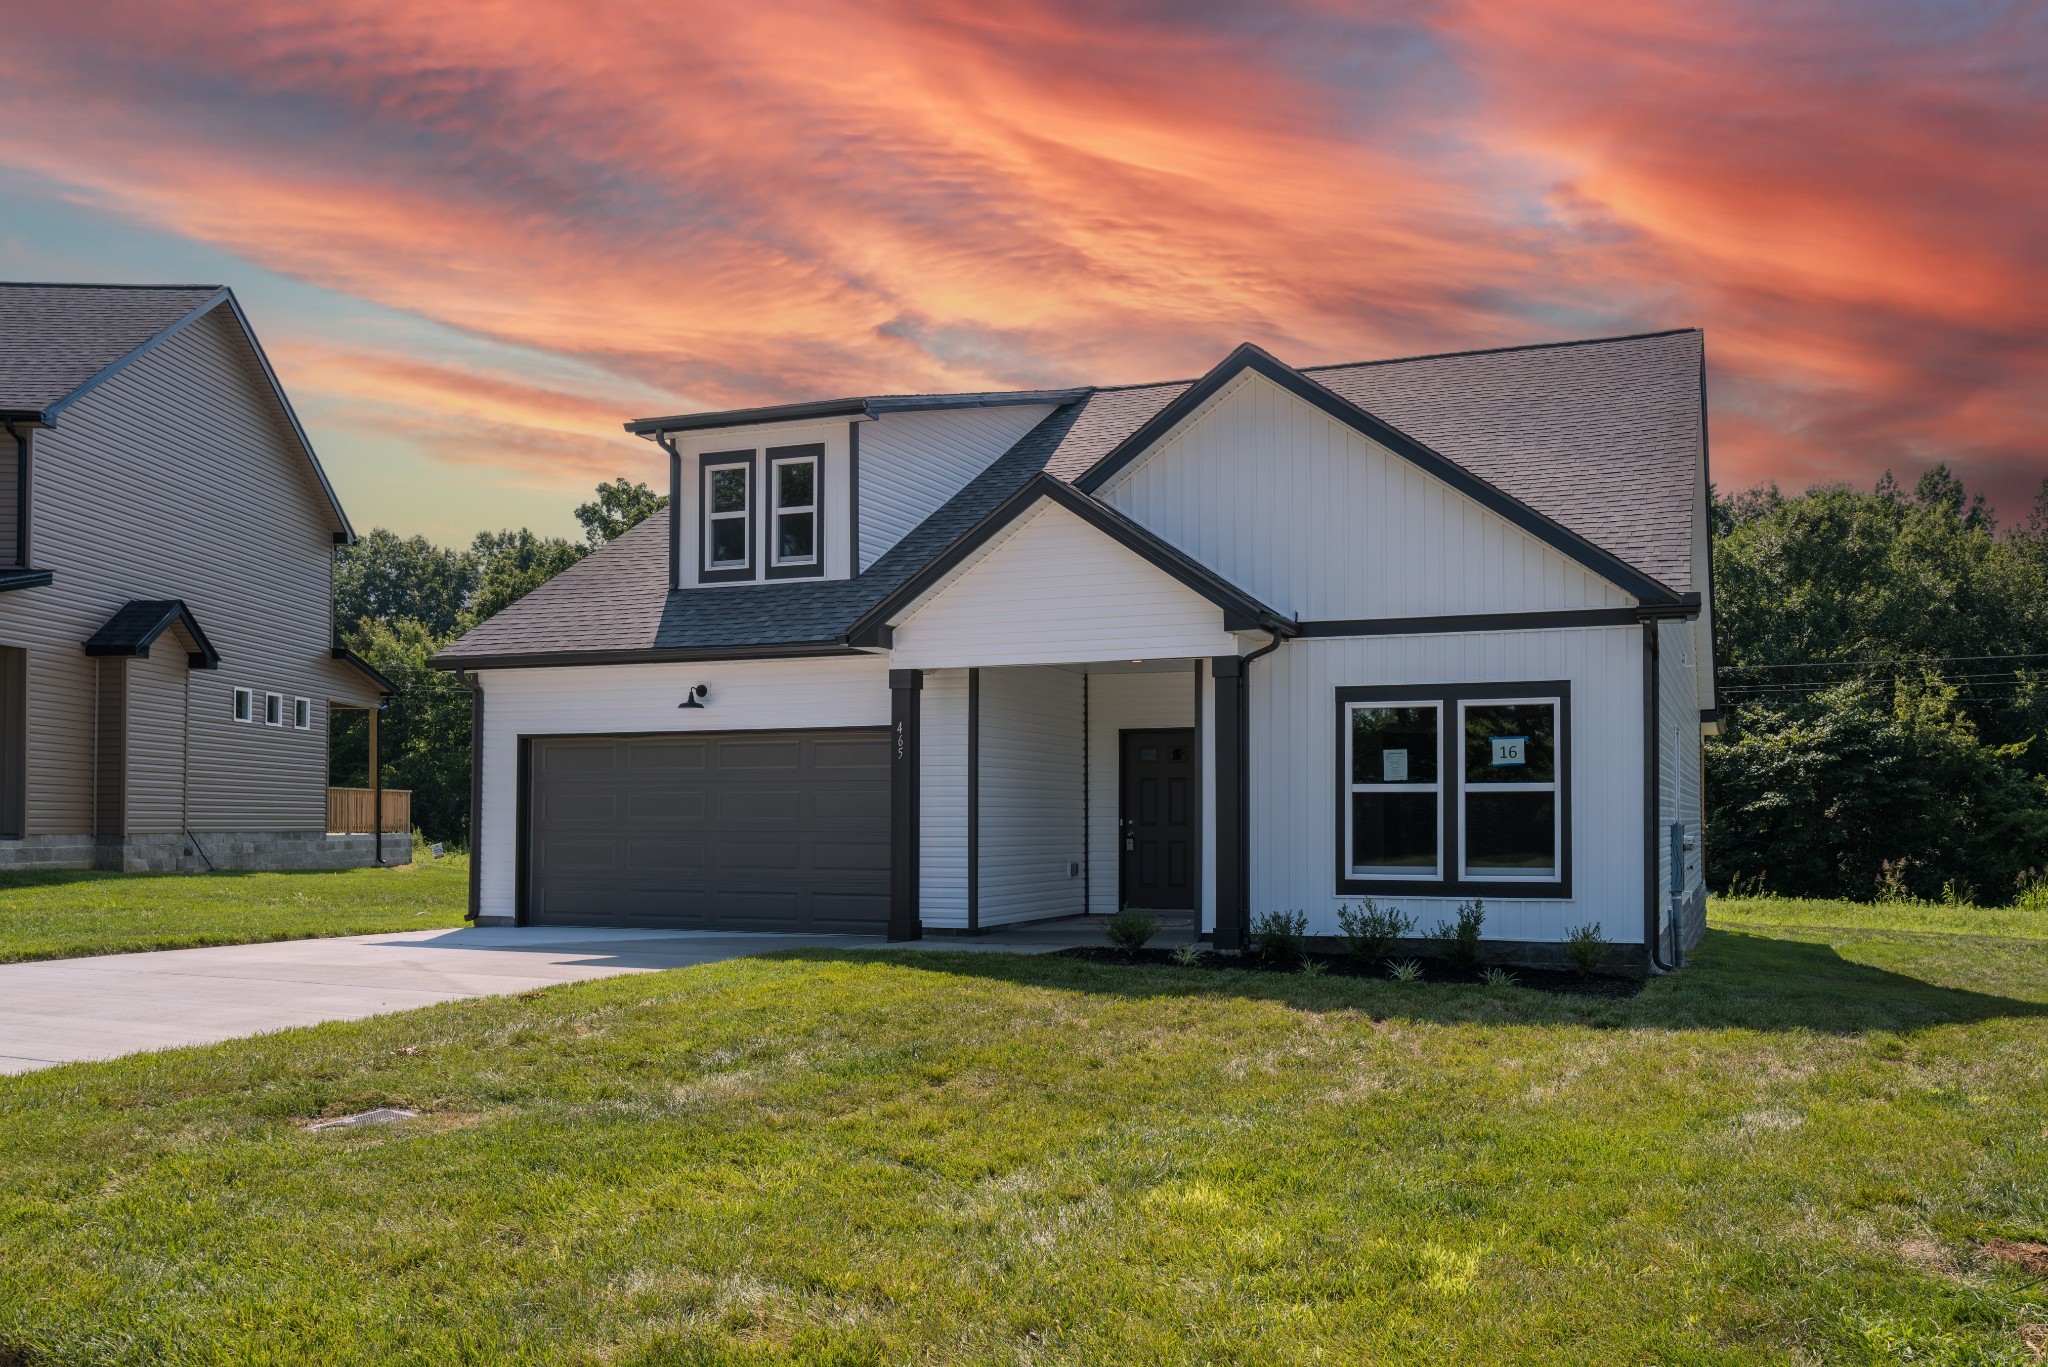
329 480 665 843
1707 468 2048 903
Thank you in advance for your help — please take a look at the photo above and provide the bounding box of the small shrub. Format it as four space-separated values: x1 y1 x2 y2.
1480 966 1518 990
1103 910 1159 954
2014 870 2048 913
1297 957 1327 977
1250 910 1308 964
1875 858 1921 905
1563 922 1607 976
1425 899 1485 972
1169 942 1207 967
1939 879 1975 909
1388 959 1424 982
1336 898 1414 965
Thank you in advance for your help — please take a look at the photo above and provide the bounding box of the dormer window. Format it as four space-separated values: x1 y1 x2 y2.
700 452 754 583
766 443 823 579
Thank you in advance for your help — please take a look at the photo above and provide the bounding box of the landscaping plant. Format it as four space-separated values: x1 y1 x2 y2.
1336 898 1413 965
1563 922 1607 976
1102 909 1159 954
1249 909 1308 965
1480 966 1519 990
1426 899 1486 971
1387 958 1424 982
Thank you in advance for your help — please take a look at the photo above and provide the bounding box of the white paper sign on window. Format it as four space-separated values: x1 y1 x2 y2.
1382 749 1408 782
1490 736 1527 766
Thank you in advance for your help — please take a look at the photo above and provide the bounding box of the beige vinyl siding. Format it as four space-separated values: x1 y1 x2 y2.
0 305 374 836
93 658 127 837
124 641 190 833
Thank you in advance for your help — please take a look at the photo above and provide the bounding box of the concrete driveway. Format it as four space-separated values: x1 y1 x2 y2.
0 917 1179 1075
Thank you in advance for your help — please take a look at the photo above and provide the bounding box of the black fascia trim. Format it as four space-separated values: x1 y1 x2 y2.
5 418 31 568
83 599 222 668
967 667 980 932
888 669 924 941
624 388 1091 437
843 473 1295 647
763 442 826 581
697 449 758 584
1634 593 1702 621
1699 706 1720 723
0 568 52 592
1074 343 1685 607
1334 680 1574 901
515 736 533 926
847 420 862 577
332 644 401 696
654 432 683 591
1299 607 1642 638
1698 344 1720 715
429 641 864 672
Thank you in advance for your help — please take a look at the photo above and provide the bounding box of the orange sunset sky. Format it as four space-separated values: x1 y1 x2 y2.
2 0 2043 541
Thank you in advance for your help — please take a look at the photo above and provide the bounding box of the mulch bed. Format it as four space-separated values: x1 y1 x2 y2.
1054 946 1645 998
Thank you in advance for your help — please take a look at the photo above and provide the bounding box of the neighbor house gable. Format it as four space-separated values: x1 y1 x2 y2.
1078 344 1683 620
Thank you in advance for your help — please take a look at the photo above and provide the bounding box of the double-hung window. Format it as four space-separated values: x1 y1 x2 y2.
766 442 822 578
1337 682 1569 897
701 453 753 581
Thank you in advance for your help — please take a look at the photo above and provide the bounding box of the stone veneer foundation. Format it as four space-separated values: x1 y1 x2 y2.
0 831 412 873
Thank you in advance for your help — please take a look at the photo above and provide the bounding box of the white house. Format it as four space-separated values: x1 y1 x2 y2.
434 332 1715 971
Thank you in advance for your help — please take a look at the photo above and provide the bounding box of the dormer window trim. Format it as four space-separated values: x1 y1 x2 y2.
765 442 824 580
699 450 756 584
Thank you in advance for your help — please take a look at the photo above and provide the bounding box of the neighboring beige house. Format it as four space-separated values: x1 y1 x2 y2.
0 282 403 871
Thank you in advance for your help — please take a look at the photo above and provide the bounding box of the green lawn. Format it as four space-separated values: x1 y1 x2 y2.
0 857 469 962
2 898 2045 1364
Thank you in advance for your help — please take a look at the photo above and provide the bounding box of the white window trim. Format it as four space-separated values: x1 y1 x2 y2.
769 452 819 568
264 692 284 727
232 686 253 724
702 459 752 573
1344 699 1443 881
293 697 312 731
1455 695 1563 884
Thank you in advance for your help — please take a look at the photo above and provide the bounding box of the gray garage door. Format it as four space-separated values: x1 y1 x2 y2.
526 729 891 931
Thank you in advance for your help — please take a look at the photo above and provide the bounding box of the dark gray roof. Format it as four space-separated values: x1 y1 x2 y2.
82 598 220 667
0 283 223 419
436 330 1704 668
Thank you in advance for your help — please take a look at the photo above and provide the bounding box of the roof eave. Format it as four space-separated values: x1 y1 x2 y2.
428 641 866 672
625 388 1092 438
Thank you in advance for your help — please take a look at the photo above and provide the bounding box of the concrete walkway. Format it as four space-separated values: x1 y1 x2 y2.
0 916 1188 1075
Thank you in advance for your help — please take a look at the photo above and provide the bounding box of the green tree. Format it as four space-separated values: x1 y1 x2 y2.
333 530 475 640
329 619 476 847
574 478 667 549
461 529 586 630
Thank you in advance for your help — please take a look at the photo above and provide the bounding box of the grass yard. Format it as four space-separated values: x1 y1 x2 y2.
2 898 2045 1364
0 856 469 962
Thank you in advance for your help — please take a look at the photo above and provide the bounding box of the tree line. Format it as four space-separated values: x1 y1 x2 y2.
335 467 2048 905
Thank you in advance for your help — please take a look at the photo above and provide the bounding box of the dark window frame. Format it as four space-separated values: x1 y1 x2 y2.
1333 680 1573 900
764 441 824 580
699 449 756 583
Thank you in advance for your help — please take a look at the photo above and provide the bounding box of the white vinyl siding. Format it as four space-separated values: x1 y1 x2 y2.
888 501 1242 670
1095 370 1635 622
471 656 893 920
1658 617 1704 913
1252 627 1643 944
919 668 969 928
976 666 1085 926
857 405 1054 570
1085 668 1197 916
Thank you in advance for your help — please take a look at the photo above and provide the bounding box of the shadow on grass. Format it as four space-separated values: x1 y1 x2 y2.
757 928 2048 1036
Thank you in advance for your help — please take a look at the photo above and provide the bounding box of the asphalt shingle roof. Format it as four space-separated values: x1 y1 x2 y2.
436 330 1703 667
0 283 222 417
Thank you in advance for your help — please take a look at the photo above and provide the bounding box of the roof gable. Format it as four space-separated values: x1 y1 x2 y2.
1075 342 1686 605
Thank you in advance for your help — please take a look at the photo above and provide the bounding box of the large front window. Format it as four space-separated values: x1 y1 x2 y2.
1336 683 1570 897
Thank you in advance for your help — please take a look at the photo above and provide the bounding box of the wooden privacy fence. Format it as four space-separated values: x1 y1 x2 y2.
327 787 412 834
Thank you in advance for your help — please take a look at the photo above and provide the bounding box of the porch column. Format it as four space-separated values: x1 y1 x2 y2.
1210 656 1248 951
888 668 923 941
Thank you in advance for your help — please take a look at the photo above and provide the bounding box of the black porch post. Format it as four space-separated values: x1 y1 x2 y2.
888 668 923 941
1210 656 1248 951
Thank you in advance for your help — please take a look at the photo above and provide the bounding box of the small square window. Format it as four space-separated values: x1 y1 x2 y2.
294 698 312 730
232 687 252 723
265 693 283 727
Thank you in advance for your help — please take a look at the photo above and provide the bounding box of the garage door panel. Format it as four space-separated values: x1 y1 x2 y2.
528 729 889 932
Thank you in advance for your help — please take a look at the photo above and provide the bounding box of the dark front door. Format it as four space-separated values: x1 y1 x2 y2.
525 728 891 931
1120 728 1195 911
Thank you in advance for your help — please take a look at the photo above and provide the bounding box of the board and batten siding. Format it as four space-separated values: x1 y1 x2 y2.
975 665 1085 926
1250 627 1644 944
472 656 893 920
1085 668 1197 916
888 501 1242 671
1094 371 1636 622
856 405 1054 571
672 420 853 587
0 306 373 837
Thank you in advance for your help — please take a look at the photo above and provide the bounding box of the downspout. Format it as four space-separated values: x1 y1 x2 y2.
457 671 482 922
1643 618 1676 973
652 430 683 591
